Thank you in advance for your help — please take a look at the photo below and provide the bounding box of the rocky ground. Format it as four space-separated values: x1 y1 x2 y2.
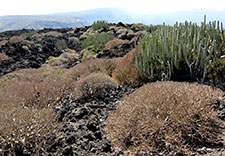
0 23 224 156
0 22 139 77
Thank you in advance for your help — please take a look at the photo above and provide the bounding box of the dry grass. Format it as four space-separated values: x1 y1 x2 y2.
0 68 64 154
0 68 69 109
112 49 142 87
0 107 60 155
105 81 224 154
0 58 119 109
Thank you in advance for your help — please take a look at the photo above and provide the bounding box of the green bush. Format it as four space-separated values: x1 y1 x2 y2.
135 16 225 82
207 58 225 90
82 32 114 52
91 20 109 31
20 31 37 38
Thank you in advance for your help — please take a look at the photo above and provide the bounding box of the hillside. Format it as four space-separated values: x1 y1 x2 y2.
0 21 224 155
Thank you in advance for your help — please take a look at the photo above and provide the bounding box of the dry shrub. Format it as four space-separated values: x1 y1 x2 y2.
55 39 67 51
112 49 142 87
77 73 118 98
0 53 9 63
0 107 60 155
103 58 120 76
0 68 69 108
105 81 224 154
0 40 8 48
9 36 24 44
43 49 79 68
40 31 63 37
68 37 79 46
65 58 118 81
105 38 129 50
21 40 35 48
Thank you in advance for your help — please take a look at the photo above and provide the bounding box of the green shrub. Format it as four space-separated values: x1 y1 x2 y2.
207 58 225 90
82 32 114 52
131 23 146 30
135 16 225 82
105 81 224 154
91 20 109 31
20 31 37 38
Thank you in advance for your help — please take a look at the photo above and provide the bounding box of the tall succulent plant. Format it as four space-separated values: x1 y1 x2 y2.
135 16 224 82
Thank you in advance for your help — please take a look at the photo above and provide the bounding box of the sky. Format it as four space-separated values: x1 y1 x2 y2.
0 0 225 16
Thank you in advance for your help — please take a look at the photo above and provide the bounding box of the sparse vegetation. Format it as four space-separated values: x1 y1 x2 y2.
91 20 109 31
105 81 224 154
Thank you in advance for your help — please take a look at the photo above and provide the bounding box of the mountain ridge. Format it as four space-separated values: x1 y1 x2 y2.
0 8 224 32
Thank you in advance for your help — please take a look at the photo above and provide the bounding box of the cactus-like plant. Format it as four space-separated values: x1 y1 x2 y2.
135 16 225 82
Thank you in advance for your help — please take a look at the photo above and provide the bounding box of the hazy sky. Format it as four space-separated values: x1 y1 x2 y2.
0 0 225 16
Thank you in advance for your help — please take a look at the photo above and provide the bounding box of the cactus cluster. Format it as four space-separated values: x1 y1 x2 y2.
135 16 225 82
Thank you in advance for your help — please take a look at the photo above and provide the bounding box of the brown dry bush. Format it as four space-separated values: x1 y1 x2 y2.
9 36 24 44
40 31 63 37
0 40 8 48
105 81 224 154
65 58 119 82
0 53 9 63
105 38 129 50
43 49 79 68
112 49 142 87
76 73 118 99
0 68 69 109
0 107 60 155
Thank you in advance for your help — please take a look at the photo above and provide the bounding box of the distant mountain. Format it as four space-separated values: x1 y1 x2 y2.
0 8 138 32
0 15 87 32
0 8 225 32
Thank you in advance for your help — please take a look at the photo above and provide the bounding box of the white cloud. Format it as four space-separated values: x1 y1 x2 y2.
0 0 224 16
